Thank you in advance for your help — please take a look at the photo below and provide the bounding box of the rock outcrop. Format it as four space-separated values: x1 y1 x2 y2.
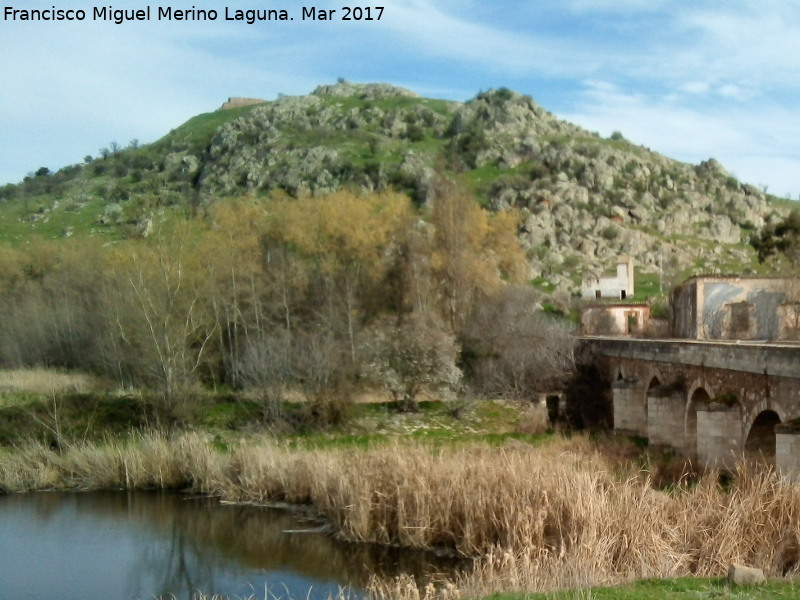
67 82 785 299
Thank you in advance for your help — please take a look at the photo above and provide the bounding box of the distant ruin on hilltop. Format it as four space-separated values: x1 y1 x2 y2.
218 97 266 111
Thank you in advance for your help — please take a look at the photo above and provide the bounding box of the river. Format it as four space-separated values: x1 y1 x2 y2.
0 491 465 600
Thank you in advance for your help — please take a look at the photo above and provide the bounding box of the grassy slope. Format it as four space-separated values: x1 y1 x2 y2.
0 104 261 246
488 577 800 599
0 375 544 449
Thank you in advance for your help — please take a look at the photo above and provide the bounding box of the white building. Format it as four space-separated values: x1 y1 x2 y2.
580 257 635 300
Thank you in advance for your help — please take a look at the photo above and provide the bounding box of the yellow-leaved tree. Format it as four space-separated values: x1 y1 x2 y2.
428 176 526 333
261 190 412 362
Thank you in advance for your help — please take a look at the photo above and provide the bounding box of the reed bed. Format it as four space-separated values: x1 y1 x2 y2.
2 433 800 598
0 367 102 399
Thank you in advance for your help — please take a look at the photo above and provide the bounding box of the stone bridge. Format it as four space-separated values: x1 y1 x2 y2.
583 337 800 474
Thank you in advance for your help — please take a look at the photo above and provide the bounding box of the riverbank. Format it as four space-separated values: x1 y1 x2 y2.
482 577 800 599
187 577 800 600
2 431 799 599
1 369 797 599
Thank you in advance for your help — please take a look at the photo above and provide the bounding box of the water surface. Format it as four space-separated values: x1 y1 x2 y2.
0 491 463 600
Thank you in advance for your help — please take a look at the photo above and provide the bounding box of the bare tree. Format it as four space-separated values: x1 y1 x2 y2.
106 224 217 417
462 285 576 399
428 175 525 333
233 329 293 421
360 312 462 411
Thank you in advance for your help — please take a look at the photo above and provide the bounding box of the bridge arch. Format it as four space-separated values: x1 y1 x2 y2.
685 383 714 458
644 370 663 391
586 337 800 469
745 410 782 465
744 400 788 438
744 401 787 466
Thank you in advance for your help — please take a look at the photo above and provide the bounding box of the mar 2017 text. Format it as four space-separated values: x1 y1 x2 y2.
3 6 385 24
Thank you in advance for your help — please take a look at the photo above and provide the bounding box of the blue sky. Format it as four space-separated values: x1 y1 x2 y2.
2 0 799 198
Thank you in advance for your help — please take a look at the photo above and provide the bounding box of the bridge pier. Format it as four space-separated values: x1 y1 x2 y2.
776 424 800 480
646 387 687 452
612 378 646 435
696 403 743 470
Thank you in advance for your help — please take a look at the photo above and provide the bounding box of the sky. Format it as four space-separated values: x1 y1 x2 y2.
1 0 799 198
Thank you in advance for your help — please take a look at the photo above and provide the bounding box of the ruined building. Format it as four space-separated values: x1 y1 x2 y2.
671 275 800 341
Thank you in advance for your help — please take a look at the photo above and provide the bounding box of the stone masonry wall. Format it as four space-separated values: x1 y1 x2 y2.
696 404 743 469
776 427 800 480
585 337 800 378
647 389 686 450
613 380 647 435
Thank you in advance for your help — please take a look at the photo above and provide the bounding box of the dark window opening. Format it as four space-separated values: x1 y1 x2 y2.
730 302 751 337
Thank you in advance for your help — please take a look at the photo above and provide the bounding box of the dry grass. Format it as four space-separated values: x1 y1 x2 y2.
2 434 800 598
514 402 550 435
0 368 104 399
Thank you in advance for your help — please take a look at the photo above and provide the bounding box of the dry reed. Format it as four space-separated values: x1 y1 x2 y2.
2 433 800 598
0 368 103 399
513 402 550 435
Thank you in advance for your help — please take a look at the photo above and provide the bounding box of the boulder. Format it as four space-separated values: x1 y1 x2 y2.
727 564 765 586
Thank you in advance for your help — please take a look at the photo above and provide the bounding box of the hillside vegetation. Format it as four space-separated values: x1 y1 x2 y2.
0 81 789 302
0 183 582 425
0 80 792 420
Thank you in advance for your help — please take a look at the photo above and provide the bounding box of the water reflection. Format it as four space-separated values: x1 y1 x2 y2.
0 492 465 600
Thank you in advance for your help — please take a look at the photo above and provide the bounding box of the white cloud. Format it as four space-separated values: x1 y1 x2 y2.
562 0 672 14
716 84 750 100
376 0 600 79
679 82 712 95
0 13 330 183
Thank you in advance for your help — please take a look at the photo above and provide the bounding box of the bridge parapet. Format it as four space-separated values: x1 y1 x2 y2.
583 337 800 378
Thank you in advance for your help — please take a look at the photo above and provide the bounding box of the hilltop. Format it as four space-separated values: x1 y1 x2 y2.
0 81 790 301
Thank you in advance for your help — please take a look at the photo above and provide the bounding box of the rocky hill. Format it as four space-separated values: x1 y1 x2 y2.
0 81 788 301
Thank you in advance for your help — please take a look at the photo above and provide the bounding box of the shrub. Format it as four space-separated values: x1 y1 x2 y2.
601 225 619 240
360 312 462 411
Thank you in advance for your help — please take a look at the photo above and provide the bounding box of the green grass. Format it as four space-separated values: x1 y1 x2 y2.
285 432 390 450
766 193 798 212
0 375 538 450
532 278 557 293
0 392 158 446
152 104 262 154
0 391 41 409
631 270 664 301
0 193 115 244
192 398 262 429
483 577 800 600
